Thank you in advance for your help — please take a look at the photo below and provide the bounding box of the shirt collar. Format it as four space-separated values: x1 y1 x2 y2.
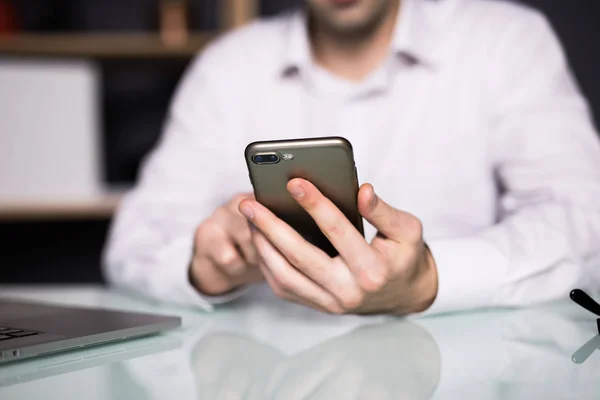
280 0 443 77
392 0 442 67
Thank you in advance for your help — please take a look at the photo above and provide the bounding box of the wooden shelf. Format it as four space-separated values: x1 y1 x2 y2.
221 0 258 30
0 33 217 59
0 191 126 221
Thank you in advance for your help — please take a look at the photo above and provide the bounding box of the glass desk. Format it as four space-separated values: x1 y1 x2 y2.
0 285 598 399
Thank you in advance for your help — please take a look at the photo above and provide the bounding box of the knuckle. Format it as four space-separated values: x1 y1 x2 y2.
224 262 246 276
216 249 239 267
302 197 319 211
274 272 293 292
282 250 301 268
367 278 386 292
339 289 365 310
270 282 287 299
396 211 423 242
323 222 345 240
213 206 229 220
230 193 251 207
325 300 344 315
360 263 390 292
373 268 390 290
194 222 213 244
408 217 424 241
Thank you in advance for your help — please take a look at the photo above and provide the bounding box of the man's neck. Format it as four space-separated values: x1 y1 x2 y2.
310 1 401 82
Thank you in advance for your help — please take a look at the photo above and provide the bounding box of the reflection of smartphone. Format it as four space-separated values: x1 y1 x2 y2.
245 137 364 257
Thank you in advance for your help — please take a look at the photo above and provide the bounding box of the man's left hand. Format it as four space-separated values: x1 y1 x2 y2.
238 178 438 315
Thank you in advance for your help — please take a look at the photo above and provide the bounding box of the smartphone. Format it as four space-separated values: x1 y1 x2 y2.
245 137 364 257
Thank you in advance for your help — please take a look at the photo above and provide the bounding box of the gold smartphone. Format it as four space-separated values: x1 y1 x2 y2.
245 137 364 257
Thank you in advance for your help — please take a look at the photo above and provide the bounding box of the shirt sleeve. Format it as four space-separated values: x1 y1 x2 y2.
102 47 251 310
425 12 600 314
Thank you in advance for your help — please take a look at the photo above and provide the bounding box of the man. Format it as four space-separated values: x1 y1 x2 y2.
104 0 600 315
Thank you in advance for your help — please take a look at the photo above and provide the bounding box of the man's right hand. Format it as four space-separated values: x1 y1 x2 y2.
190 194 264 296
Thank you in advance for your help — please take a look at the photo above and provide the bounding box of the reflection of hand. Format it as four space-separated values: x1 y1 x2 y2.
264 320 440 400
191 332 284 399
190 321 440 400
190 193 265 296
239 180 438 315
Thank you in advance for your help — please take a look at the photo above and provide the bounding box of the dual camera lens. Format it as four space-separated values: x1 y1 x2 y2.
252 153 279 164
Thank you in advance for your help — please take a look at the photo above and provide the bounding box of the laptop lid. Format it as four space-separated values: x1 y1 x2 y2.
0 299 181 363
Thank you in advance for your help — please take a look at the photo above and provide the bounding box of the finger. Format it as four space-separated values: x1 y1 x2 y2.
229 218 259 265
239 198 328 272
226 194 260 264
287 178 384 290
259 261 333 314
240 199 364 307
257 261 333 314
190 256 236 296
358 184 423 244
254 232 344 314
227 192 255 207
204 228 248 279
213 203 259 266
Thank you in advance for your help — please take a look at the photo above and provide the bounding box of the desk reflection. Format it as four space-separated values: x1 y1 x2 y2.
192 320 440 400
572 334 600 364
117 301 599 400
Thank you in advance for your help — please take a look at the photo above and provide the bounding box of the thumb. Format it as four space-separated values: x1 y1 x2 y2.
358 184 423 244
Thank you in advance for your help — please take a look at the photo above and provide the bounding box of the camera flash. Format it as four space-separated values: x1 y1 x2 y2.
282 153 294 161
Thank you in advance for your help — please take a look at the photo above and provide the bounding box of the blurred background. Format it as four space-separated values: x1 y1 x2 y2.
0 0 598 284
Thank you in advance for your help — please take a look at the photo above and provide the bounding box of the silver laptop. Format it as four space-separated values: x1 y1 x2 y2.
0 333 181 387
0 299 181 364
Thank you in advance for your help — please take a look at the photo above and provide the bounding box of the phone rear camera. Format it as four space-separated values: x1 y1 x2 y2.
252 154 279 164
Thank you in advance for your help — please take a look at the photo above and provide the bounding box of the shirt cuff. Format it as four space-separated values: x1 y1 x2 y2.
422 237 508 315
154 237 248 311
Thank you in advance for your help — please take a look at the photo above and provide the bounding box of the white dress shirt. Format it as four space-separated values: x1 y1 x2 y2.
103 0 600 314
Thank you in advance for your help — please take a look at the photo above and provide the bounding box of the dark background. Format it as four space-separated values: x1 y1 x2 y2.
1 0 598 284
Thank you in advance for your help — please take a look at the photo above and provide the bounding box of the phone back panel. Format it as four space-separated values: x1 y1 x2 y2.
245 137 363 257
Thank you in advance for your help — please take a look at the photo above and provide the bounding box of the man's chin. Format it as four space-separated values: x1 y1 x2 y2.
320 16 384 39
310 0 393 39
328 0 361 6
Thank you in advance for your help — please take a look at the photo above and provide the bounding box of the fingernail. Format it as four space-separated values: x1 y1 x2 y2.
288 183 305 199
370 187 378 208
239 204 255 220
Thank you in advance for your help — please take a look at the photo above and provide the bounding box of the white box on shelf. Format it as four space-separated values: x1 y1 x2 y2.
0 58 103 201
